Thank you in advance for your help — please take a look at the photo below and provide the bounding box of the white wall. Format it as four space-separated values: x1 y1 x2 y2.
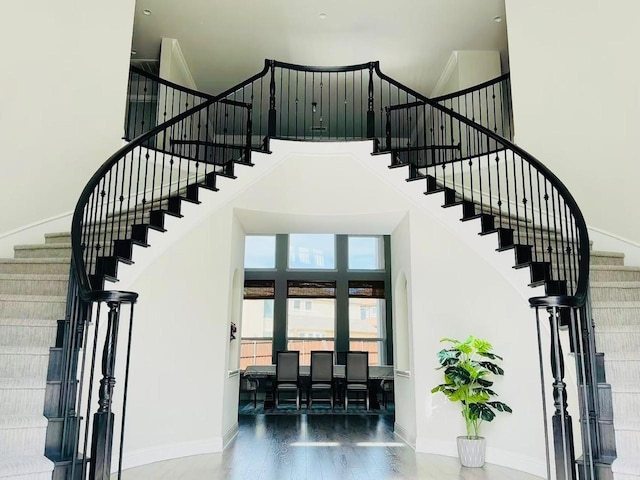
159 38 198 89
505 1 640 246
121 205 237 468
115 141 548 475
0 1 135 256
431 50 502 97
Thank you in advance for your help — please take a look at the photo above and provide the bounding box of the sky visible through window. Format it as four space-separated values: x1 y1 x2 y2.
289 234 335 269
244 235 276 269
348 236 384 270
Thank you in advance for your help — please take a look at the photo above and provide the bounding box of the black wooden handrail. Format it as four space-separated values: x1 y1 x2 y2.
431 72 510 102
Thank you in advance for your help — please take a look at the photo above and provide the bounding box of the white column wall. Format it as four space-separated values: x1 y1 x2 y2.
121 206 237 468
0 1 135 255
505 1 640 245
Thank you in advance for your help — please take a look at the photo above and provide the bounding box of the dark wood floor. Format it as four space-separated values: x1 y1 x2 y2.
120 415 543 480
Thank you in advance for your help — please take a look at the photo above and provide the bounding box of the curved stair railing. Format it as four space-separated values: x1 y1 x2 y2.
57 60 599 479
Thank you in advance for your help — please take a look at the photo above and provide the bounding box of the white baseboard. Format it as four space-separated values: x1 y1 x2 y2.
415 437 547 478
223 423 238 449
120 437 222 471
394 422 416 449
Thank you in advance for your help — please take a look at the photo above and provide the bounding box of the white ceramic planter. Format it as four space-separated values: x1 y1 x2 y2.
456 436 486 467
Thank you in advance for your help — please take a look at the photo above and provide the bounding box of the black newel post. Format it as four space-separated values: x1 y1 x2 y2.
367 63 375 139
90 301 122 480
268 61 276 137
549 306 577 480
245 104 253 164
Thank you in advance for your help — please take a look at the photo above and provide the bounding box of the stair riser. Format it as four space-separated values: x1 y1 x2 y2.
14 247 71 259
0 279 68 296
0 300 66 319
590 269 640 282
45 234 71 244
615 429 640 458
0 387 46 415
590 287 640 303
596 333 640 357
0 325 57 348
0 426 47 456
603 360 640 384
591 307 640 328
0 262 70 275
0 352 50 377
612 391 640 416
590 254 625 266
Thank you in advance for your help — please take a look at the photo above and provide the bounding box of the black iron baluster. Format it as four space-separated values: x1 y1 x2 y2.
117 304 136 479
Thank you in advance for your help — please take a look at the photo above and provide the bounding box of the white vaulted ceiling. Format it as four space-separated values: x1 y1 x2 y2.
131 0 508 96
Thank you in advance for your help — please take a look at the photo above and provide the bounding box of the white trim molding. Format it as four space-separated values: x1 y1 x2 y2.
394 422 416 449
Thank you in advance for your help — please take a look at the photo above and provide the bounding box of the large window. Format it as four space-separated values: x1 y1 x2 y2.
287 281 336 365
241 234 392 366
240 280 274 370
348 281 386 365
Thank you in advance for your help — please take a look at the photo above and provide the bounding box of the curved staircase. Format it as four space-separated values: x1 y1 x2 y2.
1 61 638 479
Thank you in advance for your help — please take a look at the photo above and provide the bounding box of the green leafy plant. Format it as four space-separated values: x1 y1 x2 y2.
431 335 512 438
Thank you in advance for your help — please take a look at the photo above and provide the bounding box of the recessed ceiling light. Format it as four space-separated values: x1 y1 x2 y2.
319 13 327 20
493 16 502 23
131 49 138 55
142 9 152 16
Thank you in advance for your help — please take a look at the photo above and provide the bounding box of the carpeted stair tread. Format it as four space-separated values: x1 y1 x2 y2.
0 455 54 477
0 273 69 281
591 301 640 308
0 294 66 303
613 457 640 476
590 250 625 258
591 281 640 288
0 415 48 429
610 383 640 394
14 243 71 251
0 318 57 327
0 346 50 355
0 258 70 264
0 377 46 389
591 265 640 272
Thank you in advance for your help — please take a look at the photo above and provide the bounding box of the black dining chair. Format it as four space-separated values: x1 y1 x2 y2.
275 350 301 409
308 351 334 409
345 351 369 410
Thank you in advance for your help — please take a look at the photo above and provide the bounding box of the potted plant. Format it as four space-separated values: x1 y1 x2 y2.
431 335 512 467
